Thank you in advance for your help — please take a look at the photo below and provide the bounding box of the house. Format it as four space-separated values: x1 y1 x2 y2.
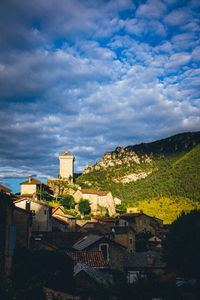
73 189 117 216
52 206 76 232
74 262 113 292
0 191 16 276
32 231 85 251
111 226 135 253
117 212 163 235
124 250 166 283
13 206 32 249
13 197 52 232
0 184 12 195
73 234 126 272
20 176 51 196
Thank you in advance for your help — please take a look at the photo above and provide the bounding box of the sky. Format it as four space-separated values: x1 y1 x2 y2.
0 0 200 179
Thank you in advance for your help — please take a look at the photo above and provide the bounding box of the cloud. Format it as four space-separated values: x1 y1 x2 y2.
136 0 167 19
0 0 199 178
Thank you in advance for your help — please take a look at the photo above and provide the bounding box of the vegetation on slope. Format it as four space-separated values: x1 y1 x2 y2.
76 132 200 222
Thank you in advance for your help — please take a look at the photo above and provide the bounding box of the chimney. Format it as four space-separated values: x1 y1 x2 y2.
147 254 156 265
28 176 32 183
26 201 30 212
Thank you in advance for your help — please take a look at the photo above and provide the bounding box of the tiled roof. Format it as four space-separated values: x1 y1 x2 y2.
92 216 117 223
79 222 112 235
40 232 85 250
0 184 12 193
124 251 166 269
73 234 126 251
73 234 102 251
13 197 50 207
43 287 80 300
148 236 162 242
81 189 109 196
66 251 107 267
20 177 43 185
52 206 65 215
74 263 113 286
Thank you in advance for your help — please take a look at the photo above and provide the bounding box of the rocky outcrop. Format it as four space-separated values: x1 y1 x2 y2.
83 147 152 174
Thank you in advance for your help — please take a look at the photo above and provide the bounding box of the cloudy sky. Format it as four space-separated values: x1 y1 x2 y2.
0 0 200 178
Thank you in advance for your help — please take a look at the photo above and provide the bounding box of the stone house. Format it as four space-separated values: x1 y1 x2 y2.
117 212 163 235
73 234 126 272
14 197 52 232
124 250 166 283
13 206 32 249
111 226 135 253
52 206 76 232
20 176 51 196
74 189 117 216
0 191 15 276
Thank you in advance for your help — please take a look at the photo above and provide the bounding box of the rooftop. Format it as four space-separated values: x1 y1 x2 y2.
66 251 107 268
74 263 113 286
0 184 12 193
20 177 43 185
124 250 166 269
81 189 110 196
59 151 74 157
73 234 102 251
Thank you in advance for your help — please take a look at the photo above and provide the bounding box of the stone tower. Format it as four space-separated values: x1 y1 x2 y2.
59 151 75 182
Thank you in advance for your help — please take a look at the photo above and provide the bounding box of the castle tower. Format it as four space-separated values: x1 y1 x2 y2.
59 151 75 182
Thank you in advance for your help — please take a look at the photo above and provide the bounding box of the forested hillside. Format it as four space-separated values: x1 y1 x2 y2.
76 132 200 223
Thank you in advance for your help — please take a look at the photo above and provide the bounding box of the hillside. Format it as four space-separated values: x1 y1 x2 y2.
76 132 200 222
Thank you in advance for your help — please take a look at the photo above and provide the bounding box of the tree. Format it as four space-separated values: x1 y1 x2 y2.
57 194 75 209
164 210 200 278
78 199 91 215
36 190 52 201
135 231 152 252
116 203 127 214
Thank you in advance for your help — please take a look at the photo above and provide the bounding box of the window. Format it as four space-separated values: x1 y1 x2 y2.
44 210 47 215
99 243 109 261
129 238 132 245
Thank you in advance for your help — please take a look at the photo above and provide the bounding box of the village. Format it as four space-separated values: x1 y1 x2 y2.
0 152 197 300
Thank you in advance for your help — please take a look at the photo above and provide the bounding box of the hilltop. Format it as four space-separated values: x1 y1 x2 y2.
76 131 200 223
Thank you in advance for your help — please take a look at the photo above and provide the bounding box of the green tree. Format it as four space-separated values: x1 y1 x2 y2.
164 210 200 278
36 190 52 201
78 199 91 215
57 194 75 209
116 203 127 214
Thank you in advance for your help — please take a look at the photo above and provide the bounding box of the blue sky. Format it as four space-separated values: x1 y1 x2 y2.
0 0 200 178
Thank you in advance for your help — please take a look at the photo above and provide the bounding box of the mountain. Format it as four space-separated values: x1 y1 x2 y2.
76 132 200 222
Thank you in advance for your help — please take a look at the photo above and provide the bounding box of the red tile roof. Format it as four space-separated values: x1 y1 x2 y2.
81 189 109 196
20 177 43 185
66 251 107 267
0 184 12 193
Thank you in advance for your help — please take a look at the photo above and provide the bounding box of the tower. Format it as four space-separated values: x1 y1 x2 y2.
59 151 75 182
